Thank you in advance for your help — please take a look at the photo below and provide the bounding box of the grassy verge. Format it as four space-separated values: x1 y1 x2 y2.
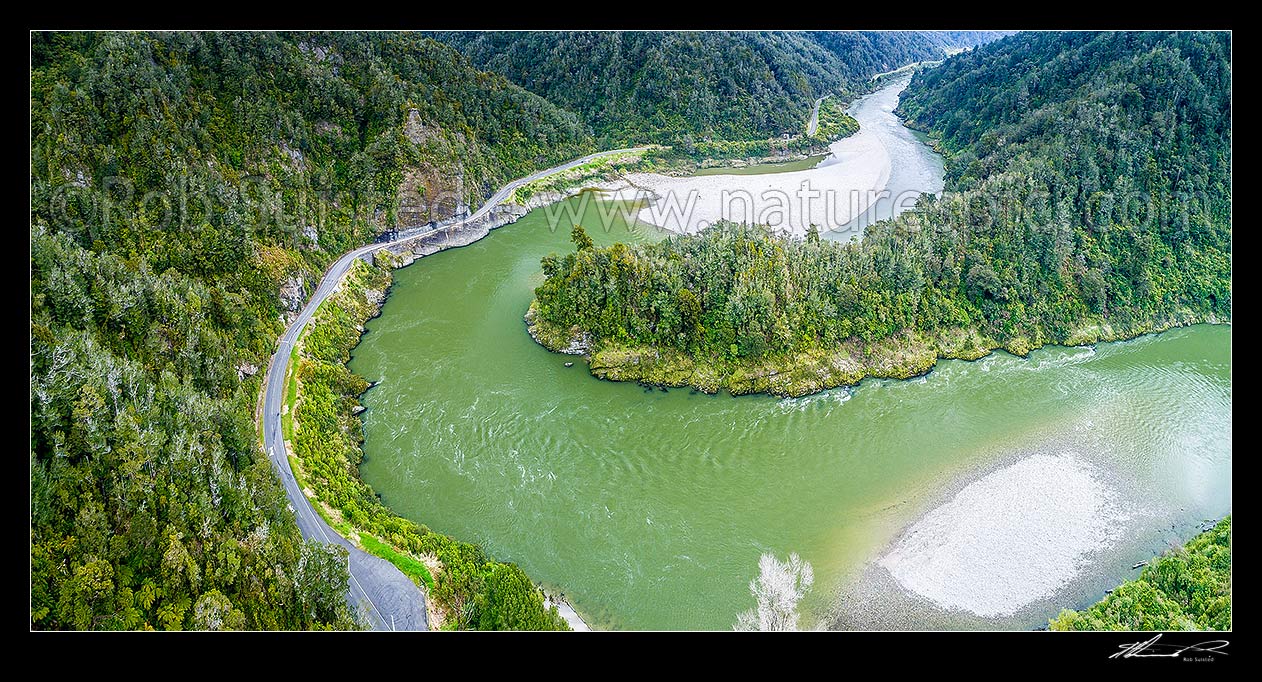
282 342 300 441
359 533 435 590
284 446 435 593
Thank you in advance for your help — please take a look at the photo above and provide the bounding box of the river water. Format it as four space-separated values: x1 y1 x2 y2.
613 74 943 238
351 76 1231 631
831 75 944 236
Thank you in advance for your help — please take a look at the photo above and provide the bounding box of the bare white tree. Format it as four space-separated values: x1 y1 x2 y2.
733 551 815 631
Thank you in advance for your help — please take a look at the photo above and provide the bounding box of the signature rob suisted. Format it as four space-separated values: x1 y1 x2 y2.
1111 634 1230 660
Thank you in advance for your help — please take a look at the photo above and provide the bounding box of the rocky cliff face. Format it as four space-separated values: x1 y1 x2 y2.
397 109 476 228
279 275 309 324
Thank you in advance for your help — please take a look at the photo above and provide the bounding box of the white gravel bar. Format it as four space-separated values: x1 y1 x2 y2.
603 128 892 236
878 453 1124 618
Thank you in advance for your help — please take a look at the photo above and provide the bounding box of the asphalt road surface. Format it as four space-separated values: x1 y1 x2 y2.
806 96 827 136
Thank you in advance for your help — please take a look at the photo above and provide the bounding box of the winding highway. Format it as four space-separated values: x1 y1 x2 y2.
260 147 645 631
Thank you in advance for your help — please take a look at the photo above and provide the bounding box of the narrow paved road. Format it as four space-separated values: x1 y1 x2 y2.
806 95 827 137
261 147 645 631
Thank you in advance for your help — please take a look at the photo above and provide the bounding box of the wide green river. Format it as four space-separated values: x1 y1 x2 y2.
354 77 1230 630
351 198 1231 629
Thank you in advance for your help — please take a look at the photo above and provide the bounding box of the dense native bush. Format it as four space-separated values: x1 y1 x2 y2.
434 31 1005 146
529 32 1230 397
31 30 588 630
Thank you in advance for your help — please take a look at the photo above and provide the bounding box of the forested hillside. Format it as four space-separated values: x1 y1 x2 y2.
528 31 1231 397
31 28 1230 631
433 31 1007 146
30 31 590 630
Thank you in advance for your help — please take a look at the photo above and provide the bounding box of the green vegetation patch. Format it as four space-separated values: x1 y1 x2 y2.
358 533 435 591
1050 517 1231 630
514 149 652 204
808 97 860 143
